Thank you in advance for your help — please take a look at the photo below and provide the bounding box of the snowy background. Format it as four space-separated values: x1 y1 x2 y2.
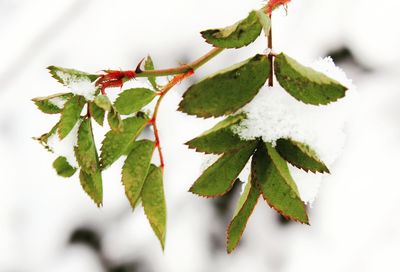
1 0 400 271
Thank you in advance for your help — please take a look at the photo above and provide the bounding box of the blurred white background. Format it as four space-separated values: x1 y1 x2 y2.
1 0 400 271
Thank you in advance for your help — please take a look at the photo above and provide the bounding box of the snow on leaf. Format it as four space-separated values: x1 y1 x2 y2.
32 93 73 114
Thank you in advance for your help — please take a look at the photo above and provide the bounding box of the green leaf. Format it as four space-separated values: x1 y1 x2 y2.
227 180 260 253
179 54 270 118
48 66 98 84
122 140 155 209
100 116 148 169
114 88 156 115
58 95 85 139
201 10 263 48
186 113 248 154
142 164 167 250
274 53 347 105
276 138 329 173
145 55 158 91
94 95 112 111
189 142 256 197
79 170 103 207
74 118 99 174
32 93 73 114
107 107 124 132
52 156 77 178
252 142 308 224
89 102 105 126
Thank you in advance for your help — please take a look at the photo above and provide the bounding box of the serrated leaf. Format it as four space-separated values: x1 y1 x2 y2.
58 95 85 139
32 93 73 114
179 54 270 118
186 113 248 154
201 10 263 48
114 88 156 115
189 142 256 197
274 53 347 105
74 118 99 174
89 102 105 126
107 107 123 132
52 156 77 178
145 55 158 90
94 95 112 111
48 66 98 85
122 140 155 209
79 170 103 207
227 180 260 253
100 116 148 169
142 164 166 250
252 142 308 224
276 138 329 173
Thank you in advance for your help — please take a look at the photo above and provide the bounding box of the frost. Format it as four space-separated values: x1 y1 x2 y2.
47 120 81 168
231 57 357 204
48 97 67 109
56 71 97 101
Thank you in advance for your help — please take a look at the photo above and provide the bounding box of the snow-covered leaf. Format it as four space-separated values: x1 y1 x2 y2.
276 138 329 173
186 113 249 154
79 169 103 207
32 93 73 114
74 118 99 174
227 179 260 253
252 142 308 224
58 95 85 139
142 164 166 250
100 116 148 169
52 156 77 178
122 140 155 209
189 142 256 197
179 54 270 118
114 88 156 115
48 66 98 84
274 53 347 105
201 10 263 48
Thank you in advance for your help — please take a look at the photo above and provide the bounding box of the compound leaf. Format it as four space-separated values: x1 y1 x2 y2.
201 10 263 48
179 54 270 118
114 88 156 115
189 142 256 197
274 53 347 105
100 116 148 169
275 138 329 173
121 140 155 209
142 164 166 250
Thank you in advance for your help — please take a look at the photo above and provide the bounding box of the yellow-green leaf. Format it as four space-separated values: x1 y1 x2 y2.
142 164 166 250
121 140 155 209
58 95 85 139
145 55 158 91
79 170 103 207
107 107 123 132
201 10 263 48
179 54 270 118
94 95 112 111
89 102 105 126
114 88 156 115
274 53 347 105
32 93 73 114
52 156 76 178
74 118 99 174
